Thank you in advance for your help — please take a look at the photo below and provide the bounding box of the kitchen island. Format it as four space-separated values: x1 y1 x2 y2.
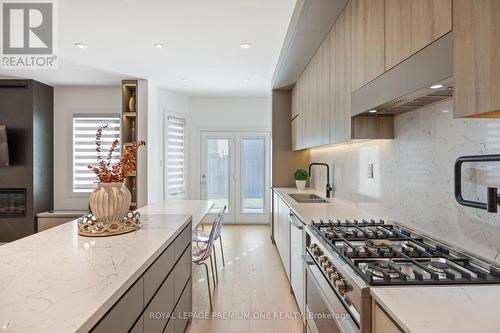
0 200 213 333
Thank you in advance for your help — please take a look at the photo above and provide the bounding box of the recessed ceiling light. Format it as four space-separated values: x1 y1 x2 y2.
242 78 249 82
368 109 377 113
73 42 88 49
240 43 252 49
430 84 444 89
153 43 165 49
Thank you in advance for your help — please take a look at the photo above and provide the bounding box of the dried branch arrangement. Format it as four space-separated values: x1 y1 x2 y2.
88 124 145 183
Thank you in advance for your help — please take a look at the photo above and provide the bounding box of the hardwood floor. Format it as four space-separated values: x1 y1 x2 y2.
187 225 303 333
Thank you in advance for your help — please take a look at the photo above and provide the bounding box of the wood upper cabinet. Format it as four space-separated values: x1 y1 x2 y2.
317 36 330 146
385 0 452 70
350 0 385 92
453 0 500 118
330 2 352 143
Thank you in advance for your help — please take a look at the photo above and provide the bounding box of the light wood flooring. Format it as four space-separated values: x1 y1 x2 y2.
186 225 303 333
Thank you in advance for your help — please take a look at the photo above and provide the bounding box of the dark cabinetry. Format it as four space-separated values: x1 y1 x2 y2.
0 80 53 241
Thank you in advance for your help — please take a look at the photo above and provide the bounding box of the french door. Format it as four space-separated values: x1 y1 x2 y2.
200 131 270 223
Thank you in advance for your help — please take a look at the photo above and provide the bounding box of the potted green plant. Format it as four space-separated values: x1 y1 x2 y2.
294 169 308 190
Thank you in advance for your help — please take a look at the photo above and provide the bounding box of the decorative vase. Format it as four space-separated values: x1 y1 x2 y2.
296 180 306 190
128 95 136 112
89 182 131 224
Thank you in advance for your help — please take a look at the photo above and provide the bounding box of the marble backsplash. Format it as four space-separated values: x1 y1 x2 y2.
309 100 500 264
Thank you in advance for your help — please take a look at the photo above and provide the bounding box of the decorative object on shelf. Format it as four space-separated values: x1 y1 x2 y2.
128 94 136 112
294 169 308 190
131 177 136 203
84 124 145 237
130 118 136 141
78 211 141 237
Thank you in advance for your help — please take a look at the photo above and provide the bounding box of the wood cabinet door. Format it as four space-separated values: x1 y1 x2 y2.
291 85 298 151
385 0 452 70
330 2 352 144
317 34 330 146
350 0 385 92
304 56 316 148
453 0 500 118
372 303 403 333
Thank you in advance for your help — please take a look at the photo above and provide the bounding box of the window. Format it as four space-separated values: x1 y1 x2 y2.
72 115 121 193
167 116 186 196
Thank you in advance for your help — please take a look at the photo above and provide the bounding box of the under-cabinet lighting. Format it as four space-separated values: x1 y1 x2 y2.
430 84 444 89
368 109 378 113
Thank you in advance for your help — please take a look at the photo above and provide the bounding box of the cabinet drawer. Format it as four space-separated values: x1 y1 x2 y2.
163 317 174 333
174 278 192 333
174 246 192 302
174 223 191 260
143 273 175 333
144 243 175 304
91 277 144 333
130 316 143 333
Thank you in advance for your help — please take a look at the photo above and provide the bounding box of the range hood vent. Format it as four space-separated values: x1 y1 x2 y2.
352 32 453 116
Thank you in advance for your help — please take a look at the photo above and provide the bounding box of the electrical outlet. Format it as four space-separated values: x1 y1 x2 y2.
368 163 374 179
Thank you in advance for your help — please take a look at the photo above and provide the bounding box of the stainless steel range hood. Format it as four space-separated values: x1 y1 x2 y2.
351 32 453 116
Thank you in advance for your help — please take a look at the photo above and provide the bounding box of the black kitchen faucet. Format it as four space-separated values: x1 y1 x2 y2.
309 163 333 198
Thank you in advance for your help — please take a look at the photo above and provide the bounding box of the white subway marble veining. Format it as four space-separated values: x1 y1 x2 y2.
309 100 500 263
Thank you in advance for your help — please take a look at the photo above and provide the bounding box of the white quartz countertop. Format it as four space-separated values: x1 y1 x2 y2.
371 286 500 333
273 187 500 333
272 187 381 223
0 200 213 333
137 199 214 229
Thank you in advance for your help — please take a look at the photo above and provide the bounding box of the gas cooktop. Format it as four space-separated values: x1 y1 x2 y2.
311 219 500 285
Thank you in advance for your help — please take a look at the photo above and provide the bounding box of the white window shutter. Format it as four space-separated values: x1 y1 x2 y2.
72 115 121 192
167 116 185 195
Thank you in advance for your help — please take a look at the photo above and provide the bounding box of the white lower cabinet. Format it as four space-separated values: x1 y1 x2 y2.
273 190 304 315
277 196 291 280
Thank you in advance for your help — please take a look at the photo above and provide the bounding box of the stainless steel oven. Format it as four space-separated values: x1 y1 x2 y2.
304 254 359 333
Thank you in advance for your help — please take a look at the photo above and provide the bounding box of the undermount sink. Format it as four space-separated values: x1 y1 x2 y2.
289 193 329 203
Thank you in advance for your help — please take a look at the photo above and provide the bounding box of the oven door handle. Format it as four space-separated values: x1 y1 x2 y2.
303 254 360 333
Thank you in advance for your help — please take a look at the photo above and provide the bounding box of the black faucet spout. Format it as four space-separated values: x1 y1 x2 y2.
309 163 333 198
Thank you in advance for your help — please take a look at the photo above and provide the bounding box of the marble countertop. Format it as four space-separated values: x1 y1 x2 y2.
0 200 213 333
137 199 214 229
273 187 500 333
272 187 381 223
371 286 500 333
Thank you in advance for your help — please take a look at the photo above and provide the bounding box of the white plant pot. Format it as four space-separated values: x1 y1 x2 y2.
295 180 306 190
89 182 131 223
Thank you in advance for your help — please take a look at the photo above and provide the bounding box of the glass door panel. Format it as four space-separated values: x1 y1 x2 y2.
206 138 230 212
241 138 265 213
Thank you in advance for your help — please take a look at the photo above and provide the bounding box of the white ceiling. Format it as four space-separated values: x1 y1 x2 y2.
0 0 296 96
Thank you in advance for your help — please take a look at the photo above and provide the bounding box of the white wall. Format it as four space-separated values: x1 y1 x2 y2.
187 97 271 199
53 86 121 210
148 87 190 203
309 100 500 264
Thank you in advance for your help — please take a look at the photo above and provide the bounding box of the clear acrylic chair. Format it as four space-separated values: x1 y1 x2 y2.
193 206 226 284
192 215 220 312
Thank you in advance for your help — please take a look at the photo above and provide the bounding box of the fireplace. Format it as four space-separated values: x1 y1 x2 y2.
0 189 26 216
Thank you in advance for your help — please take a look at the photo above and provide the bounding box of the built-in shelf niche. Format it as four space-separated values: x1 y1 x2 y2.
121 80 139 210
